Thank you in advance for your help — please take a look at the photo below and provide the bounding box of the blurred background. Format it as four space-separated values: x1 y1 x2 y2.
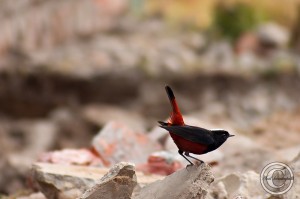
1 0 300 197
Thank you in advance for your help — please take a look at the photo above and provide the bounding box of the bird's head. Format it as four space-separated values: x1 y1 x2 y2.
211 130 234 145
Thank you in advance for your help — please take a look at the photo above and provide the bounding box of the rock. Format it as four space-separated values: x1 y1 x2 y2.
92 121 161 165
284 153 300 199
135 172 164 188
82 105 146 131
235 32 259 54
80 162 137 199
213 133 276 176
237 51 262 71
49 108 97 149
290 151 300 171
17 192 46 199
23 120 59 155
182 33 206 50
0 158 29 194
201 41 235 73
276 145 300 162
148 126 169 145
32 163 100 199
136 151 183 176
251 109 300 150
209 171 267 198
257 22 289 48
134 163 214 199
6 120 58 172
32 163 161 199
38 148 103 166
0 120 59 194
0 120 58 163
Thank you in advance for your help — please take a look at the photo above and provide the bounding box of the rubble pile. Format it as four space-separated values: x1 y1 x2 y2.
1 112 296 199
1 104 300 198
30 161 213 199
1 1 300 198
133 163 214 199
25 151 300 198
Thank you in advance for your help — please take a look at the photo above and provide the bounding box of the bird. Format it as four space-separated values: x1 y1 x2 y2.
158 85 234 166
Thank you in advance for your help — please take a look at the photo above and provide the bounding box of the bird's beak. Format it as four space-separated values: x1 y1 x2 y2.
229 134 235 137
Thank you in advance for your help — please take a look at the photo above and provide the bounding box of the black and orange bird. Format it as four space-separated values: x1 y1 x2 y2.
158 86 234 165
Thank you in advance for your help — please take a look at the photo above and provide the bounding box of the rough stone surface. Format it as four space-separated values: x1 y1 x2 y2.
208 171 267 199
92 121 161 165
38 148 103 166
283 153 300 199
148 126 169 145
276 145 300 162
32 163 162 199
212 133 276 177
257 23 289 48
32 163 100 199
251 109 300 150
16 192 46 199
136 151 183 176
82 105 147 132
134 163 214 199
80 162 137 199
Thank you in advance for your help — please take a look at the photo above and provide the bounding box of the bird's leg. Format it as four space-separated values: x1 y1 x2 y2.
178 150 193 166
184 152 204 164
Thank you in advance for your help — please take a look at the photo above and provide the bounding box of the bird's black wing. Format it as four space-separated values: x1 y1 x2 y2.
158 123 214 145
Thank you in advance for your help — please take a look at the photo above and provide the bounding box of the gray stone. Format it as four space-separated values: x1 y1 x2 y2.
134 163 214 199
80 162 137 199
17 192 46 199
82 105 146 132
284 152 300 199
257 22 289 48
32 162 161 199
92 121 161 165
209 171 267 198
32 163 100 199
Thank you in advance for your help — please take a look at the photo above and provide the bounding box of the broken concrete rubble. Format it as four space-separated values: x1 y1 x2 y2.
208 171 267 199
32 162 215 199
16 192 46 199
92 121 161 165
212 133 276 177
38 148 103 166
284 153 300 199
82 105 147 132
80 162 137 199
257 23 289 48
32 163 98 199
136 151 183 175
31 163 163 199
134 163 214 199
